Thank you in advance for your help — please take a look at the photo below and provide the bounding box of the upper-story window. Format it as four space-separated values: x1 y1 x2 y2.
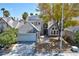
33 22 36 25
52 27 54 30
32 22 33 24
38 22 40 25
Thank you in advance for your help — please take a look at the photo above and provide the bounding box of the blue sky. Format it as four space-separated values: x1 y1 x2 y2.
0 3 39 19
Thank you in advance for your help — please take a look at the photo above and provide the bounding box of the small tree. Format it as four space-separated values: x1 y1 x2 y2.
3 10 10 17
30 13 33 16
1 8 5 17
22 12 28 24
0 28 17 48
35 13 38 15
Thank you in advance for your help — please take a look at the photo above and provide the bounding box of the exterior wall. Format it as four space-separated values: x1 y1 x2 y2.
0 19 8 32
48 25 59 37
18 22 39 42
17 33 37 42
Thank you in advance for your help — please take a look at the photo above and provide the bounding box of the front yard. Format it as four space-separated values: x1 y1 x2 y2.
0 28 79 56
36 36 71 53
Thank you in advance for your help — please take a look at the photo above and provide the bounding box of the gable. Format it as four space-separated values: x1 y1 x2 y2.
0 18 11 28
18 22 39 34
1 17 18 28
0 18 6 23
48 22 59 30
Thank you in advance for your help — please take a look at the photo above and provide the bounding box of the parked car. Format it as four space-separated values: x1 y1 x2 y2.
71 46 79 52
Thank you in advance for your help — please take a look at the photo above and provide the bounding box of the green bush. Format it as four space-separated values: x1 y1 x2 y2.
75 31 79 46
0 28 17 47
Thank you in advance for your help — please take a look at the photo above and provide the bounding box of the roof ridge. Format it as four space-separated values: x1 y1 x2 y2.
27 22 40 31
2 17 18 28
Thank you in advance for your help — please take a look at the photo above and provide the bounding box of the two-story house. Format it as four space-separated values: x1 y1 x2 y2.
0 17 21 32
27 15 43 35
48 20 59 37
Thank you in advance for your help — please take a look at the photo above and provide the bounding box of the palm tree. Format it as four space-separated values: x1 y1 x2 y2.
35 13 38 15
3 10 10 17
30 13 33 16
1 8 5 17
22 12 28 24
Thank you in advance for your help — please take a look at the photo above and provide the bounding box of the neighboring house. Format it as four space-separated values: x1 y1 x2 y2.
0 17 21 30
17 22 40 42
72 16 79 21
27 15 43 35
64 26 79 41
0 17 9 32
65 26 79 33
2 17 20 28
48 20 59 37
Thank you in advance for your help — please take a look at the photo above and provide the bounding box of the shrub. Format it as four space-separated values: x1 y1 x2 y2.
75 31 79 45
0 28 17 47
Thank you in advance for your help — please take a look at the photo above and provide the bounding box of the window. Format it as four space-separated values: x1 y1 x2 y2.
51 31 53 34
34 22 36 25
57 31 58 34
32 22 33 24
38 22 40 25
52 27 54 30
35 22 37 25
54 31 55 34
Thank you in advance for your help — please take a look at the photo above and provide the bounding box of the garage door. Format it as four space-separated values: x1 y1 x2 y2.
17 33 37 42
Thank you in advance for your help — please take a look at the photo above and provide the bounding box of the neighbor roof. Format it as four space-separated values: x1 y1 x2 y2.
1 17 18 28
0 17 22 29
28 15 41 21
65 26 79 32
48 20 58 29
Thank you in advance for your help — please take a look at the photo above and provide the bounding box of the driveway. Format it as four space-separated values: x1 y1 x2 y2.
3 42 36 56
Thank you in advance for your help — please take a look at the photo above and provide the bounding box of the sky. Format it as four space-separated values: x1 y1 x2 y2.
0 3 39 19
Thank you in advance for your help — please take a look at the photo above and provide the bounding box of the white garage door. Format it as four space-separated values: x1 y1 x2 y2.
17 33 37 42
